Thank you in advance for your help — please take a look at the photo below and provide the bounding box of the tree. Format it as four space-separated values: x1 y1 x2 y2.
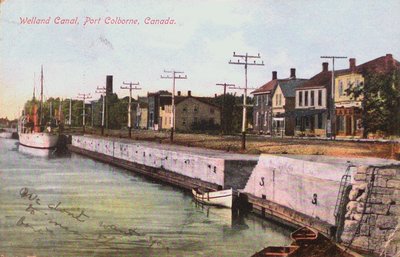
211 93 253 134
346 69 400 137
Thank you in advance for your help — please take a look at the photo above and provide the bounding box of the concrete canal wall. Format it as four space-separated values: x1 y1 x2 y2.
69 135 258 191
242 155 355 227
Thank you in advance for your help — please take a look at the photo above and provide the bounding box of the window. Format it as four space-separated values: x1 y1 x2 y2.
183 105 187 112
299 91 303 106
194 117 198 123
279 94 282 106
194 105 198 112
339 81 343 96
266 95 269 106
305 91 309 106
256 96 259 106
210 108 214 114
255 112 259 126
318 90 322 106
311 91 315 106
182 118 186 125
275 94 279 106
209 118 214 124
264 113 267 126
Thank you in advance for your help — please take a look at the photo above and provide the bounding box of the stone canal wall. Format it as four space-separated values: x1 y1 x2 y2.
340 165 400 256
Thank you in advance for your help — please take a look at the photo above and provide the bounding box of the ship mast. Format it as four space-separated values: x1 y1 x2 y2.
39 65 44 128
33 73 36 101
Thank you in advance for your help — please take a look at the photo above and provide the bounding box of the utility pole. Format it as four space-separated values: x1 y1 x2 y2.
69 98 72 127
121 81 141 138
58 98 63 133
216 83 236 134
229 52 264 150
50 101 53 120
320 56 347 139
77 93 92 134
161 70 187 142
96 86 106 136
40 65 44 128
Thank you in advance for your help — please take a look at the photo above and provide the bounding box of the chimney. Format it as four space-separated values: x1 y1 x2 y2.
188 90 191 96
272 71 277 80
177 91 181 96
106 75 113 95
322 62 329 72
214 94 217 98
349 58 356 71
386 54 394 69
290 68 296 78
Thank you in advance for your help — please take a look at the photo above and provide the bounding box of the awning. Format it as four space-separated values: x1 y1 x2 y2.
277 109 327 118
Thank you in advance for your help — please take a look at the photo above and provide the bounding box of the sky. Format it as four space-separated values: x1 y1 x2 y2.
1 0 399 119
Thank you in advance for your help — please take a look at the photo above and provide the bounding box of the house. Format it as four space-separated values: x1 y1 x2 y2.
147 90 172 130
136 96 148 129
334 58 364 136
251 68 297 134
334 54 400 136
294 63 330 137
159 91 221 132
271 78 307 136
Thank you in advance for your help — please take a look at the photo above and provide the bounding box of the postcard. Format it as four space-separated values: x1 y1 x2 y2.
1 1 399 257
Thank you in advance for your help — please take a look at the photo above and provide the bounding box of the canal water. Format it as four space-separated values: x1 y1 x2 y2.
0 138 292 257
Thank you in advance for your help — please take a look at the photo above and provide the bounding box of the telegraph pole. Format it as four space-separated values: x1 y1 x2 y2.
320 56 347 139
121 81 141 138
96 86 106 136
77 93 92 133
161 70 187 142
68 98 72 127
229 52 264 150
216 83 236 134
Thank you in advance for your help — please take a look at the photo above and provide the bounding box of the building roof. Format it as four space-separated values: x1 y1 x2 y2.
296 71 333 90
356 54 400 74
251 69 305 95
175 95 220 109
278 79 307 97
326 54 400 78
251 79 280 94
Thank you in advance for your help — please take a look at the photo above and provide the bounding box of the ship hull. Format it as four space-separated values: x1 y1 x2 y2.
18 133 59 149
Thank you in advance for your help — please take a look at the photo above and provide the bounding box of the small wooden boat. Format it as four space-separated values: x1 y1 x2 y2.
290 226 319 244
251 246 299 257
192 188 234 208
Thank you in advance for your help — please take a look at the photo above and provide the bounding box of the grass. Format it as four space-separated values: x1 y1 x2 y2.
64 127 400 160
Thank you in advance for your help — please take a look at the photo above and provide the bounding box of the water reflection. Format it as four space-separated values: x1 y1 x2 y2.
194 201 235 228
